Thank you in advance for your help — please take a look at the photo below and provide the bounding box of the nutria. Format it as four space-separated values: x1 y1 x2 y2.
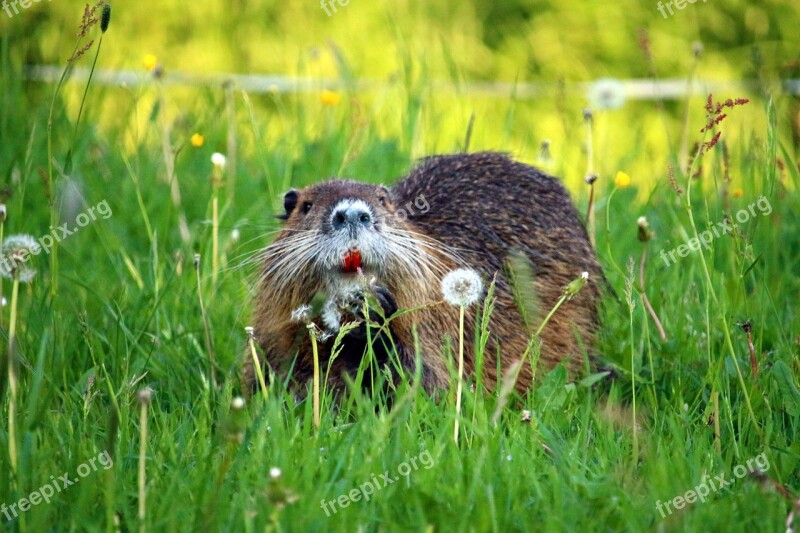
242 152 603 396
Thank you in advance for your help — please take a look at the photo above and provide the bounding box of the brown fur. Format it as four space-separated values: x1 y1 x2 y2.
242 152 603 396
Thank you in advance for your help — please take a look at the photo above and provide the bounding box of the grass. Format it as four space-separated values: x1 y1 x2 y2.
1 15 800 532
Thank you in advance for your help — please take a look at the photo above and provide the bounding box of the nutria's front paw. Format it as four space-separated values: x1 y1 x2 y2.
372 285 398 318
325 285 396 340
320 285 396 335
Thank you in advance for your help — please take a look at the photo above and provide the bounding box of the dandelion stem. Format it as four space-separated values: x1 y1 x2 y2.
194 256 217 387
224 84 237 202
7 277 19 482
534 293 567 339
211 194 219 288
584 110 596 247
629 291 638 461
454 305 465 444
138 396 148 533
638 249 667 341
310 326 321 429
247 332 269 403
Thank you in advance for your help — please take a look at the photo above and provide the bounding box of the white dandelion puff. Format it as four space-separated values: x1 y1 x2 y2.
231 397 245 410
321 300 342 332
587 78 626 110
0 234 40 282
441 268 483 308
211 152 227 171
637 217 653 242
269 467 282 480
290 304 312 323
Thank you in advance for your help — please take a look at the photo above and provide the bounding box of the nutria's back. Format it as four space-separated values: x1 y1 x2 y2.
394 152 602 287
243 152 603 396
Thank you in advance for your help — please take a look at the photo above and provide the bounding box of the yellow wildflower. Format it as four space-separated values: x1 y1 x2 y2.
142 54 158 71
190 133 204 147
731 188 744 198
614 171 632 188
320 90 341 106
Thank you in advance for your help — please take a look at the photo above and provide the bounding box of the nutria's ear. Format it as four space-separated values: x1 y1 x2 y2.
277 189 299 220
377 185 392 207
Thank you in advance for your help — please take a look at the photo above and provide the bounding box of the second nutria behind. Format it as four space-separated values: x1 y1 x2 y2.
243 152 603 395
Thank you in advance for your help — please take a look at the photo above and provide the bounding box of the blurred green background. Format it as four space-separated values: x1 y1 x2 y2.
3 0 800 195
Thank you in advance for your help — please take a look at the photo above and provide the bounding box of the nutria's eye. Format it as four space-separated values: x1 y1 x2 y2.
302 201 313 214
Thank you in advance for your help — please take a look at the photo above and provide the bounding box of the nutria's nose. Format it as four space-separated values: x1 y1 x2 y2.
332 205 372 230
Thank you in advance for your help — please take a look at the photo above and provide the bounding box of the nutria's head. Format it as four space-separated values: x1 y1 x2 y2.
260 180 451 301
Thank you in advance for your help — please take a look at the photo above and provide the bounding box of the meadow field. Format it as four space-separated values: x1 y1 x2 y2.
0 0 799 531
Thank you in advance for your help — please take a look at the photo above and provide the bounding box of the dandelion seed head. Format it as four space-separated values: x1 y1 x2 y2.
231 397 245 410
137 387 153 405
211 152 227 171
637 217 653 242
0 234 40 282
290 304 312 323
692 41 704 59
269 467 282 480
587 78 626 110
441 268 483 308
